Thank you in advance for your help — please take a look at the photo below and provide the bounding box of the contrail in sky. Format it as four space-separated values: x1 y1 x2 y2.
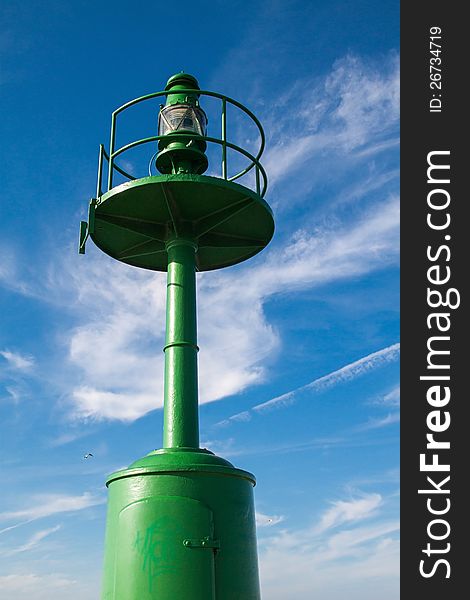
254 343 400 412
217 343 400 426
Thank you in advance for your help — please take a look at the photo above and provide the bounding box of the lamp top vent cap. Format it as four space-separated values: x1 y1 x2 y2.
165 72 200 91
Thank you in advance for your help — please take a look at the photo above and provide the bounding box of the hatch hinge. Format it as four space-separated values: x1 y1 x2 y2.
183 536 220 551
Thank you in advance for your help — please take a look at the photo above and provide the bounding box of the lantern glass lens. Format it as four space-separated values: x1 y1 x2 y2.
159 105 207 136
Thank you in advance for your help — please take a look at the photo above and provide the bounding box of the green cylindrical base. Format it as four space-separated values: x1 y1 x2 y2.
101 449 260 600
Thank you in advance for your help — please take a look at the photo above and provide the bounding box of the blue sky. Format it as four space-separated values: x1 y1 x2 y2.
0 1 399 598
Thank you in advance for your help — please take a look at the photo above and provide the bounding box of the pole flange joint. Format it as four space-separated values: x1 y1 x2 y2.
163 341 199 352
165 237 198 252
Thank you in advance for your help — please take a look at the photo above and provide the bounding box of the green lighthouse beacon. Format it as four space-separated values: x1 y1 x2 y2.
80 72 274 600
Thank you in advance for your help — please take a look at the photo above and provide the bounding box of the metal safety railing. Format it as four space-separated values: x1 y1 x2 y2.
95 89 268 199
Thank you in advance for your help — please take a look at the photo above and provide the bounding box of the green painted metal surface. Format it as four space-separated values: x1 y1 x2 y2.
156 73 208 175
82 73 272 599
114 496 216 599
88 174 274 272
163 239 199 448
102 450 260 600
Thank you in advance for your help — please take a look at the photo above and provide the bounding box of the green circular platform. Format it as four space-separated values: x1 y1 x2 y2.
90 174 274 272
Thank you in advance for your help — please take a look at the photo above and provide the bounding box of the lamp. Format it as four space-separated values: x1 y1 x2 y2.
158 104 207 137
155 73 209 175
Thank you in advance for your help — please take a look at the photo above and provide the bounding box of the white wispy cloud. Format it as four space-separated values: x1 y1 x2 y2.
3 525 61 556
0 350 35 404
358 413 400 431
257 487 399 600
201 433 398 463
262 53 399 189
0 492 104 529
47 430 89 448
0 573 76 595
199 437 237 457
253 343 400 414
227 193 399 301
228 410 251 423
346 468 400 489
0 246 25 293
71 386 160 422
65 193 398 422
215 410 252 427
379 385 400 406
315 494 382 534
319 520 399 562
258 513 399 600
0 349 35 370
55 255 168 421
3 385 23 404
256 511 284 528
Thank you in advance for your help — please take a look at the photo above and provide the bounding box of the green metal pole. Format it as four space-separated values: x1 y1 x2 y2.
163 238 199 449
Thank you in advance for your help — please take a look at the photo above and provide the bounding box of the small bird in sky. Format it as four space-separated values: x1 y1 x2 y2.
83 453 94 459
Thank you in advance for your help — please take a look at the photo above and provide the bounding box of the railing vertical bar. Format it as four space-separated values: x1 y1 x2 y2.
221 98 227 180
255 164 260 196
96 144 104 198
108 113 116 191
